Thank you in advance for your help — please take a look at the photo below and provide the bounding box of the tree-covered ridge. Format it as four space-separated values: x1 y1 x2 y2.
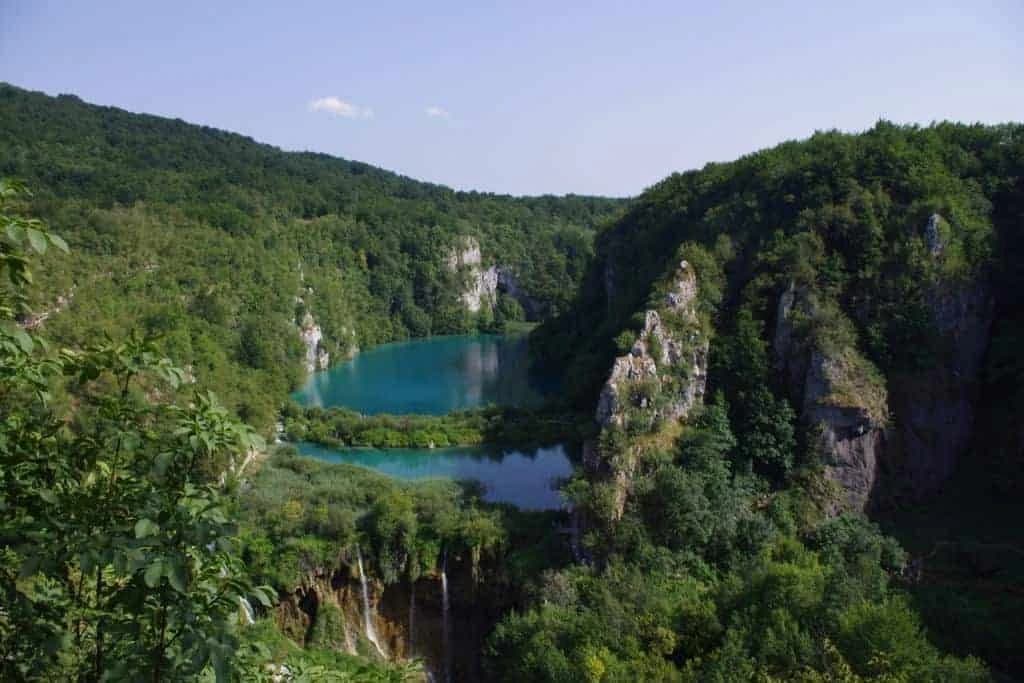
537 120 1020 408
0 83 624 429
492 121 1024 679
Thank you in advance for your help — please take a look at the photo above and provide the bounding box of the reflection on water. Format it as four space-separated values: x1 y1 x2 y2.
295 442 574 510
292 334 555 415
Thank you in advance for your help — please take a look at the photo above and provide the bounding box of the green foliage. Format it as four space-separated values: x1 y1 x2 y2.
286 403 594 450
0 188 271 681
0 83 623 432
237 448 512 590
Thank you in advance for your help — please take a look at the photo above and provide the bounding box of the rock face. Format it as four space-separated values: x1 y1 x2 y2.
890 280 993 499
299 312 330 374
496 267 544 319
446 236 544 318
588 261 708 520
774 221 994 511
596 260 707 429
446 236 498 313
924 213 944 256
275 555 496 681
803 350 888 514
774 285 889 513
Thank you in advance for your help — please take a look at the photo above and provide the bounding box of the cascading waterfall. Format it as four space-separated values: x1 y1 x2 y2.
238 597 256 625
356 546 387 658
442 549 452 683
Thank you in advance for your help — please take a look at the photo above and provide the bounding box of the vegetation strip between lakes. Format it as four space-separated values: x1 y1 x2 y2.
282 403 596 450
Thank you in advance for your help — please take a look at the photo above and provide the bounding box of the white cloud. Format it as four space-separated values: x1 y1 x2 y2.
425 105 450 119
309 96 373 119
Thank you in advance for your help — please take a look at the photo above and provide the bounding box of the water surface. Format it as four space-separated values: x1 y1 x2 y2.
293 333 554 414
296 441 572 510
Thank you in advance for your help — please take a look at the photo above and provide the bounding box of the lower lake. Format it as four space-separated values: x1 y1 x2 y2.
295 441 574 510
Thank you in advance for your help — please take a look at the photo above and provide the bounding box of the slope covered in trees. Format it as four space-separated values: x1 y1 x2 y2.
0 83 623 427
506 121 1024 678
3 82 1022 681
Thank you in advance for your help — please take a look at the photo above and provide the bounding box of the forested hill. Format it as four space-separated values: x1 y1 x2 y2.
0 83 623 426
506 120 1024 678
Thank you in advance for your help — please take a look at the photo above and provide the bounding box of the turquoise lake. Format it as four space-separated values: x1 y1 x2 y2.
291 334 572 509
293 333 555 415
295 441 573 510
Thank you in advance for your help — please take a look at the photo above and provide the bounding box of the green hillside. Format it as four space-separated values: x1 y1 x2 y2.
0 83 623 426
3 84 1022 681
506 121 1024 679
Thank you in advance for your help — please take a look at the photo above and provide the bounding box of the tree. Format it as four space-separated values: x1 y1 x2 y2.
0 181 273 681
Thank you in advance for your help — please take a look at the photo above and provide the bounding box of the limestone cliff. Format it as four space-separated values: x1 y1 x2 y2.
445 236 545 319
299 312 330 374
772 213 994 511
446 236 498 313
274 552 497 681
889 274 994 500
587 260 709 519
496 267 544 319
595 260 707 429
774 285 889 513
888 214 993 500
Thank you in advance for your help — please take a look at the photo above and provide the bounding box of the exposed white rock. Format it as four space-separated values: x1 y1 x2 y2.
595 261 707 428
446 236 498 313
925 213 944 256
299 312 330 374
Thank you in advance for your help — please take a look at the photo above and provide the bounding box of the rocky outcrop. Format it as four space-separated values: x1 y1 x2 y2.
588 260 708 520
890 279 993 499
596 260 707 429
775 285 889 513
804 350 889 514
924 213 945 256
299 312 330 374
446 236 498 313
886 213 994 499
774 213 994 511
275 553 498 681
446 236 545 319
496 267 544 319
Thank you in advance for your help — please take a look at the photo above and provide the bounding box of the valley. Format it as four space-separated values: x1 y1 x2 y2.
1 82 1021 682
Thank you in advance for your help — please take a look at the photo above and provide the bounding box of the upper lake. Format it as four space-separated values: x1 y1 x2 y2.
292 333 555 414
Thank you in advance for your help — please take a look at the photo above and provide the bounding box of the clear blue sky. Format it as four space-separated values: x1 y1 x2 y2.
2 0 1021 196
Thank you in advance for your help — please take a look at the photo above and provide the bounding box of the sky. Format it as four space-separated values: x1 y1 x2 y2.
1 0 1021 197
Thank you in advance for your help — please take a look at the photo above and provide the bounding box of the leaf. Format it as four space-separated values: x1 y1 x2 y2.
4 222 25 244
18 553 42 579
251 586 272 607
38 488 58 504
167 558 188 593
144 559 164 588
153 450 175 477
135 518 160 538
47 233 69 253
1 322 33 353
25 227 47 254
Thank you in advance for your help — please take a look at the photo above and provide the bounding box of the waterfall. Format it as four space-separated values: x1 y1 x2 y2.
441 550 452 683
356 546 387 658
238 597 256 625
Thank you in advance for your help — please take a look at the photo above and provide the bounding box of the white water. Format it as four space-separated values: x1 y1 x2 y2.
441 550 452 683
356 546 387 658
238 597 256 625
